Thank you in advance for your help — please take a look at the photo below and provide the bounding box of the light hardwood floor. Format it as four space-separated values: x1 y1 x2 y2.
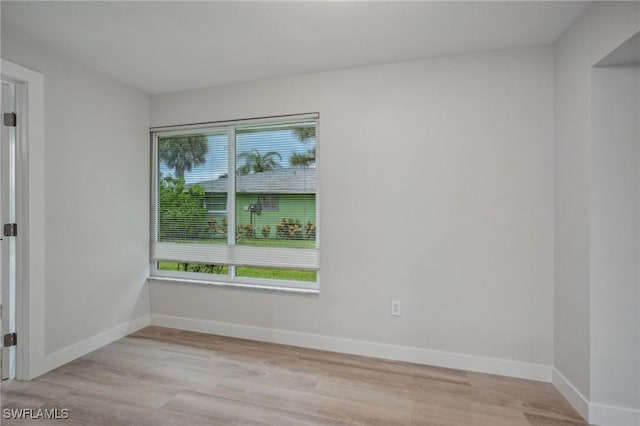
1 326 588 425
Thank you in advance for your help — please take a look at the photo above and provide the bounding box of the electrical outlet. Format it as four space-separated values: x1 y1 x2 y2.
391 299 401 317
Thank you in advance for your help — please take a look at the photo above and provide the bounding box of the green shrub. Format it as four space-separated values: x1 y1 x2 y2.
177 263 225 274
237 223 255 239
189 263 225 274
206 217 228 238
275 218 303 239
158 177 206 240
305 222 316 240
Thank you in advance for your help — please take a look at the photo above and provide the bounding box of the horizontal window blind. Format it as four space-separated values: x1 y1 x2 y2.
150 114 319 286
151 242 319 270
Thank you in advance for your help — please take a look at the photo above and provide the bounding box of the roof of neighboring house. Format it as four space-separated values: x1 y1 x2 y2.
192 167 316 194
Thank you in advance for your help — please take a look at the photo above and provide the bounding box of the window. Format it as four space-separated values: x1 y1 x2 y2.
204 193 228 214
150 114 319 291
257 194 279 212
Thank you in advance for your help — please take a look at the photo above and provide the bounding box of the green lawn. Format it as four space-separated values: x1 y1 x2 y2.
158 238 316 282
236 266 316 282
158 261 316 282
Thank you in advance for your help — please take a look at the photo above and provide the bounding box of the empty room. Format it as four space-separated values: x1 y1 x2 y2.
0 1 639 425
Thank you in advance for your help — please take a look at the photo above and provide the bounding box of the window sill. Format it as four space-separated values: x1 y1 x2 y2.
147 275 320 295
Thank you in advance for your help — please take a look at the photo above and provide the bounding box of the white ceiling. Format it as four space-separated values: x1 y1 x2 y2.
1 1 590 95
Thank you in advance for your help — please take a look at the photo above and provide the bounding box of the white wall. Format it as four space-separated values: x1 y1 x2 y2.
1 31 150 361
150 46 555 373
554 2 640 424
591 65 640 412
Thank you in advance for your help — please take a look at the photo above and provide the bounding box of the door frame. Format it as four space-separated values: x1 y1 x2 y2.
1 77 17 380
1 59 45 380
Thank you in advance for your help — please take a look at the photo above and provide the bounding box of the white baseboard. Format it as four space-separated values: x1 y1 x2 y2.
150 314 552 382
589 403 640 426
553 368 640 426
42 315 150 375
552 368 590 420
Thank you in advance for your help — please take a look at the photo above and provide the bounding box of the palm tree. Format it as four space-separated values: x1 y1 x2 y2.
293 127 315 143
290 149 316 167
290 126 316 166
159 135 208 179
237 149 282 175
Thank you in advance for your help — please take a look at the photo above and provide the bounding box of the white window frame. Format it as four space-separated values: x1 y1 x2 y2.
149 113 319 293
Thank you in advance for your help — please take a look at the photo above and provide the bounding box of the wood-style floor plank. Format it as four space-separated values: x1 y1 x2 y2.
1 326 589 425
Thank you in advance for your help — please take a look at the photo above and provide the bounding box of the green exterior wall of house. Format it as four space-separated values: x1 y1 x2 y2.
236 193 316 237
205 192 316 239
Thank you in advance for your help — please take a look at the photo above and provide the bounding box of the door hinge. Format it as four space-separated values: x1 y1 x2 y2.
3 333 16 347
3 112 16 127
3 223 17 237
